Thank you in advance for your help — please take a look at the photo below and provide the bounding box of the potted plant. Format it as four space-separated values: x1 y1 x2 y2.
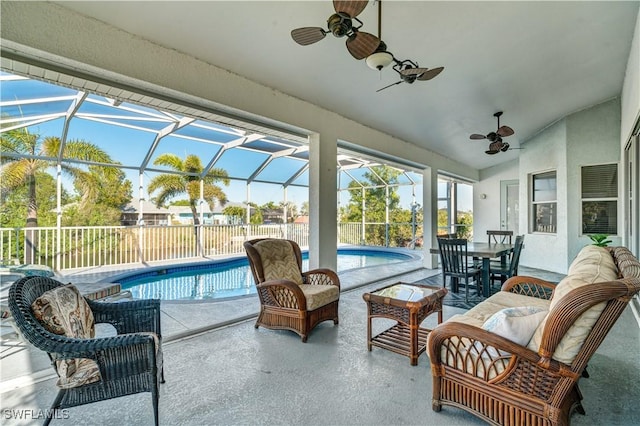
588 234 612 247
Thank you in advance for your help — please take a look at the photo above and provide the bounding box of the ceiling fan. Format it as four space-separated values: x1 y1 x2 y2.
376 61 444 92
372 1 444 92
470 111 516 155
290 1 380 60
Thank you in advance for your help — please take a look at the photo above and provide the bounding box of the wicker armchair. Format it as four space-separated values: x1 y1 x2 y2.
243 238 340 342
427 246 640 426
8 276 164 425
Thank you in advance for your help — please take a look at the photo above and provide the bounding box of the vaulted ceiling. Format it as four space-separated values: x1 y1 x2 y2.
47 1 640 170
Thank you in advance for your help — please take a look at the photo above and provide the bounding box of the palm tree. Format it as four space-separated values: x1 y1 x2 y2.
147 154 230 225
1 129 116 226
1 127 116 261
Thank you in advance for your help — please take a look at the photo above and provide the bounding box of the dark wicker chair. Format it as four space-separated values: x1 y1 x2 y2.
243 238 340 342
8 276 164 425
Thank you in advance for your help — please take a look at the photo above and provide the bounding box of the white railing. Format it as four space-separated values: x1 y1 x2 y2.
0 221 420 272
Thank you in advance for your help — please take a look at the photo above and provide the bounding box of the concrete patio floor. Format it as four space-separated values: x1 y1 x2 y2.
1 259 639 425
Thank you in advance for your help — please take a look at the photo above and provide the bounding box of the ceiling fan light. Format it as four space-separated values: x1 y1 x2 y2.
366 51 394 71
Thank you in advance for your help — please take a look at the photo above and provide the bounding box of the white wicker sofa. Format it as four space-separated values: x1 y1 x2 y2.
427 245 640 426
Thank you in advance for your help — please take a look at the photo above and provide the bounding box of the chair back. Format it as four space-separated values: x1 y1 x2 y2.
8 276 66 351
487 230 513 244
437 238 471 276
507 235 525 275
438 233 457 239
243 238 304 285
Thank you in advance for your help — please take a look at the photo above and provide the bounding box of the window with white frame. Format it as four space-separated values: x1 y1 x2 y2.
581 163 618 235
532 171 557 233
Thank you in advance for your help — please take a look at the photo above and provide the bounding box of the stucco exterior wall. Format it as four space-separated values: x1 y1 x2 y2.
566 98 621 264
518 119 568 273
474 161 519 241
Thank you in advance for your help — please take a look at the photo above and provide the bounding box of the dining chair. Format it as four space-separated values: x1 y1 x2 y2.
437 238 483 302
438 232 457 239
487 229 513 244
489 234 525 287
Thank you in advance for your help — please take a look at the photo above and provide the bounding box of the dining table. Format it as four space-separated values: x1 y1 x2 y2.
430 241 514 297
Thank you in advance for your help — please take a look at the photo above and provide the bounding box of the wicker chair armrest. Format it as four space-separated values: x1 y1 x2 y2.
87 298 162 336
257 279 307 310
536 280 638 360
302 268 341 288
37 330 156 360
428 321 568 382
501 275 556 300
46 333 159 382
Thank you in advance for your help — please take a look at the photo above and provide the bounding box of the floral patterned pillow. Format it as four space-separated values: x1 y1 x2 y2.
32 284 101 389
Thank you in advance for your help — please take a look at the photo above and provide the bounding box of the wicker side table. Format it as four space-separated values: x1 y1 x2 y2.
363 283 447 366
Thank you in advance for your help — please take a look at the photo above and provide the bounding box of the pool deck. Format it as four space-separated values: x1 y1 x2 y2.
1 247 433 391
2 260 635 426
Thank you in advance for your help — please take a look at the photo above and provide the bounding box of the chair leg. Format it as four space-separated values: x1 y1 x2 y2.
152 383 160 426
44 390 65 426
465 278 470 303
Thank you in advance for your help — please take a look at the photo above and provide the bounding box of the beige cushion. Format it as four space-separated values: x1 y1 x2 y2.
32 284 101 389
464 292 550 323
254 240 303 285
527 245 619 364
299 284 339 310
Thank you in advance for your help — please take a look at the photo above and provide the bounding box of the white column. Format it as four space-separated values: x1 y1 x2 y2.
246 184 251 225
138 173 145 225
55 164 62 270
423 167 439 268
308 132 337 271
283 187 288 239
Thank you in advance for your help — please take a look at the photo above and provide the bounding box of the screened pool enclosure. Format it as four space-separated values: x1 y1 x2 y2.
0 60 471 270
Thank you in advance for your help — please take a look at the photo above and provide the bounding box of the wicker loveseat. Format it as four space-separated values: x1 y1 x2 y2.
427 245 640 426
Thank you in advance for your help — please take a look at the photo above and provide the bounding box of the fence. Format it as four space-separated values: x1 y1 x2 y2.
0 221 421 272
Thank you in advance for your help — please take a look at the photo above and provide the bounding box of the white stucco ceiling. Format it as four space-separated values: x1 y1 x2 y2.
53 1 639 171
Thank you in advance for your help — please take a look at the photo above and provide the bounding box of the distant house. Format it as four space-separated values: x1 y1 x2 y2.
120 200 265 226
166 205 213 225
166 201 251 225
262 208 284 224
294 215 309 224
121 199 171 226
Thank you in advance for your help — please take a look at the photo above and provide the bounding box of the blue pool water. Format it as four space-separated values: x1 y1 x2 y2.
117 249 412 301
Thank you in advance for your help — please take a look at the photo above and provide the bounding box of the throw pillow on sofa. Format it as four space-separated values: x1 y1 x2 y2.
474 306 548 358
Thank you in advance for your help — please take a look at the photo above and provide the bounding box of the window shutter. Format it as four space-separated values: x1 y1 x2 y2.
582 164 617 198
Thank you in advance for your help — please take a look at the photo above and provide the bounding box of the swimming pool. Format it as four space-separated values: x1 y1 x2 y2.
115 248 414 301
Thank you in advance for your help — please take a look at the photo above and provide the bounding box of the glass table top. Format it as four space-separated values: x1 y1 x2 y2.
372 284 437 302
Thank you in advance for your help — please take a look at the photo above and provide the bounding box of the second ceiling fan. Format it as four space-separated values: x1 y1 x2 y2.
370 0 444 92
470 111 516 155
